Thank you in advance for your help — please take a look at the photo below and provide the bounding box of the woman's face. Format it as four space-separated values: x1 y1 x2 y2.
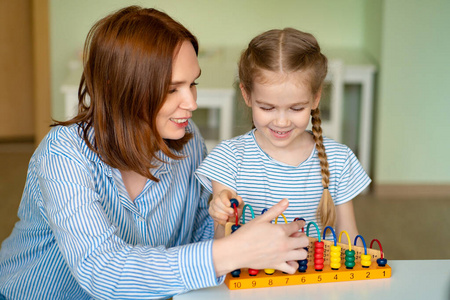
156 41 201 140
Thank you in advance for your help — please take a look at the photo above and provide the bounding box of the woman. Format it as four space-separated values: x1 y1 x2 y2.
0 6 308 300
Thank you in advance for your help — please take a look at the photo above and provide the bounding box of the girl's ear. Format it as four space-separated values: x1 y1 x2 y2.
312 87 322 110
240 83 252 107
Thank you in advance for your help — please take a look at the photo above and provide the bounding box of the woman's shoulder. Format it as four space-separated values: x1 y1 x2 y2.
35 124 98 162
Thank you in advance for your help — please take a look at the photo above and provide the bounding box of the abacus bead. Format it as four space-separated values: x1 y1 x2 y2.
377 258 388 267
314 253 323 259
248 268 259 276
231 269 241 277
346 250 356 256
361 254 372 267
230 198 239 208
330 256 340 263
330 262 340 269
264 268 275 275
345 261 355 268
315 264 324 271
298 265 308 272
314 258 324 265
330 245 341 252
315 242 324 249
346 256 356 262
231 224 241 232
299 259 308 265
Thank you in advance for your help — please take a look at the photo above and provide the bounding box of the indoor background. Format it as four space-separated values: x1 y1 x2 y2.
1 0 449 260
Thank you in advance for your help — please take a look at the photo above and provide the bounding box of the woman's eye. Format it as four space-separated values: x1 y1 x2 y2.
190 82 199 87
168 89 177 94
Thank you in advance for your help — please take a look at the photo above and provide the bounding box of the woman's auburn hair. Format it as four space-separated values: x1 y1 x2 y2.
239 28 336 228
53 6 198 182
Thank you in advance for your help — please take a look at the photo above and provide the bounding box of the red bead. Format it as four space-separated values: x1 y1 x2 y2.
248 268 259 276
314 258 324 265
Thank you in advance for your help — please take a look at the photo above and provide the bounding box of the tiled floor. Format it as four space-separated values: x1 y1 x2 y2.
1 142 449 260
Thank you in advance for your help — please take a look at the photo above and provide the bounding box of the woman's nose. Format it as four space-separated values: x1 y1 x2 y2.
180 89 198 111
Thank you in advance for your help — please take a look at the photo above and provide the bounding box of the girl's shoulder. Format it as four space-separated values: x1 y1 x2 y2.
212 129 257 153
321 136 356 160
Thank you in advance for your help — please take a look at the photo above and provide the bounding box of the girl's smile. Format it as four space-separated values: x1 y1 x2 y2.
241 70 321 159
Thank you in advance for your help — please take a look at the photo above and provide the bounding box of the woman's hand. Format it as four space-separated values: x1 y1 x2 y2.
212 199 309 277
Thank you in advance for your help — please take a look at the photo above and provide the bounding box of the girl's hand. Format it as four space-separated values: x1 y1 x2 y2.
212 199 309 276
209 183 244 226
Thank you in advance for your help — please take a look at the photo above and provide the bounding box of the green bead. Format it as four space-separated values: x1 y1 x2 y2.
345 250 355 256
345 261 355 268
346 256 356 262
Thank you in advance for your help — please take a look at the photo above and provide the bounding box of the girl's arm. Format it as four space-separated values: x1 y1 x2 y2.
210 181 243 238
335 200 359 245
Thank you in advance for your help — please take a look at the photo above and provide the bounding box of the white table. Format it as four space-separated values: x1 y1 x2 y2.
174 260 450 300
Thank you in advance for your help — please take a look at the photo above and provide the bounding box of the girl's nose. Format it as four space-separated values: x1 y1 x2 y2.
274 111 289 126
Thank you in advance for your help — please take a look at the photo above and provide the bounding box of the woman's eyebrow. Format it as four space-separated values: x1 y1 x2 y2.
170 70 202 85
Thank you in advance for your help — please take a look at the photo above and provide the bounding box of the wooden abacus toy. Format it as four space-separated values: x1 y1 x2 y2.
224 199 391 290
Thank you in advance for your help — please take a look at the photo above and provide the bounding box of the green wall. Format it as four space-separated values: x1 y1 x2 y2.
51 0 366 120
50 0 450 185
375 0 450 184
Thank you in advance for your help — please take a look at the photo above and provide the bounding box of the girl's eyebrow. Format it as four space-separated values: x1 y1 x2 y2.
170 70 202 86
255 99 310 106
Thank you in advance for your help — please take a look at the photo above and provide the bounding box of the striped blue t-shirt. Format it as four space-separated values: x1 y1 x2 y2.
195 129 371 236
0 121 221 300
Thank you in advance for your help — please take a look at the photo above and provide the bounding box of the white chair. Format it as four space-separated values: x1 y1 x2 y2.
196 88 235 151
308 59 345 142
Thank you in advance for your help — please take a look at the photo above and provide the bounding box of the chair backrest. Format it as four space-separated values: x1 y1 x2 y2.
307 59 344 143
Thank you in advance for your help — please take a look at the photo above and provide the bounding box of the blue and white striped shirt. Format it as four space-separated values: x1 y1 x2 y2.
195 129 371 236
0 121 221 300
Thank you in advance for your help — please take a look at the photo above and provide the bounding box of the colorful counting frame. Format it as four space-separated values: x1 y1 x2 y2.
223 202 391 290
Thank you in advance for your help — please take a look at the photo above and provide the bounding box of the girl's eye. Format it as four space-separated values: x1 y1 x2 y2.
260 107 273 111
190 82 199 87
168 89 177 94
291 107 304 111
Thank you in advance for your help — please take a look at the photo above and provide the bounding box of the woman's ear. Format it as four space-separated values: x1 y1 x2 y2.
239 83 252 107
312 87 322 110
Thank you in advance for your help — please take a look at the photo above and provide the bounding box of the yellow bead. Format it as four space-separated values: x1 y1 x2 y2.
264 268 275 275
361 254 372 267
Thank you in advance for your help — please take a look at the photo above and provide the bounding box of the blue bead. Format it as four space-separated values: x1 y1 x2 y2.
298 259 308 266
298 265 307 272
377 258 388 267
231 224 241 233
231 269 241 277
230 198 239 208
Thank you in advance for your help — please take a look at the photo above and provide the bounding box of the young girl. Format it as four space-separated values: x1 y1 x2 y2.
0 9 308 300
196 28 371 240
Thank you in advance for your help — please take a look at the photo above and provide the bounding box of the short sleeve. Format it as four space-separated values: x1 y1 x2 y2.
334 148 371 205
195 141 238 193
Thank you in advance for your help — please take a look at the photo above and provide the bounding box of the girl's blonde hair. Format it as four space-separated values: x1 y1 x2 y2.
239 28 336 228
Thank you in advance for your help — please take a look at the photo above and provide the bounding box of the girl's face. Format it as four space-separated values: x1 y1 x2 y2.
242 70 320 152
156 41 201 140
